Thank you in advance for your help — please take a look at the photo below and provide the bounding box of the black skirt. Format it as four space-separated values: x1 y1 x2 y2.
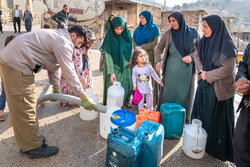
191 80 234 162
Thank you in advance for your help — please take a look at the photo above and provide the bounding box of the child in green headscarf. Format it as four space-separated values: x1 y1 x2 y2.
100 16 133 108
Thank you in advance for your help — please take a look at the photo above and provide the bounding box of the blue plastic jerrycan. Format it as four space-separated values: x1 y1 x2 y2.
160 103 186 139
106 126 142 167
137 120 164 167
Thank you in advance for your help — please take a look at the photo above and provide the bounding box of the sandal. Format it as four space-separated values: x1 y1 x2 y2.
124 103 132 108
0 114 5 122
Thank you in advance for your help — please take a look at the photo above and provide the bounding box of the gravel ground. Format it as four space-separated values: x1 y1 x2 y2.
0 23 239 167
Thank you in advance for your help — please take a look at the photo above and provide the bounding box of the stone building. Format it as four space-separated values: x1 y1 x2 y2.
161 10 208 35
0 0 46 24
104 0 162 34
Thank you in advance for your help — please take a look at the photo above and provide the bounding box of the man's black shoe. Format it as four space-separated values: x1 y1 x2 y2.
20 136 46 154
23 143 58 159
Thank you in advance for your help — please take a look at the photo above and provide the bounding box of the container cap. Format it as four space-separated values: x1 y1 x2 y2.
111 109 136 127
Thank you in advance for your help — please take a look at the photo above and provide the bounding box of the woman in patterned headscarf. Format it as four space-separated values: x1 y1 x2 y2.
155 11 199 122
192 15 237 162
100 16 133 107
60 29 96 107
133 10 160 107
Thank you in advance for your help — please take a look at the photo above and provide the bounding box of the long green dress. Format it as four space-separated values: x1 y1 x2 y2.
103 51 132 105
161 41 194 121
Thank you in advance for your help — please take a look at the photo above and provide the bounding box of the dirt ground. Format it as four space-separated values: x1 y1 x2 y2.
0 23 238 167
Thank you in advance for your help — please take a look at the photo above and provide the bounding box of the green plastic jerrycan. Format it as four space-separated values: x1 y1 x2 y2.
160 103 186 139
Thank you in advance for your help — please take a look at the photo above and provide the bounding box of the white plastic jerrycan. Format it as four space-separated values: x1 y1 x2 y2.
107 81 125 108
182 119 207 159
100 105 121 139
80 88 98 121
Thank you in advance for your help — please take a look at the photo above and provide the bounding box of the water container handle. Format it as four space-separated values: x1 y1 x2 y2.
169 105 180 109
119 126 136 138
113 81 121 87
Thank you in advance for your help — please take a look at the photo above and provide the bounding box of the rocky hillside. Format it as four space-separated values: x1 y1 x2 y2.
174 0 250 31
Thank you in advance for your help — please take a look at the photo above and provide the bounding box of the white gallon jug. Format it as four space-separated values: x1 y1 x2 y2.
182 119 207 159
100 105 121 139
80 88 98 121
107 81 125 108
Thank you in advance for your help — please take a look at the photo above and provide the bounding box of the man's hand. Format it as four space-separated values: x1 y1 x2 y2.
156 62 162 74
110 74 116 84
81 96 95 110
182 55 192 64
52 86 60 94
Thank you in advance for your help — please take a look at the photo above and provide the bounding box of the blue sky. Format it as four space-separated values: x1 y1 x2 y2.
158 0 198 7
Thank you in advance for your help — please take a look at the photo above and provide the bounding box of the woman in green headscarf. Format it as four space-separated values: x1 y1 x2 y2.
100 16 133 107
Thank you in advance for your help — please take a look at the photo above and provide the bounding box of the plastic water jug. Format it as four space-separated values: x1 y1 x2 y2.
106 127 142 167
137 120 164 167
110 109 136 132
99 106 121 139
80 88 98 121
182 119 207 159
136 108 161 131
160 103 185 139
107 81 125 108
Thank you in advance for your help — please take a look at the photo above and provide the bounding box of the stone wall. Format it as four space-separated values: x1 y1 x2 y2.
104 2 161 35
161 10 208 35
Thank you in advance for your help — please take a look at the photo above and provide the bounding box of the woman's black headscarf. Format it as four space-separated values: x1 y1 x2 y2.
168 11 199 58
198 15 237 71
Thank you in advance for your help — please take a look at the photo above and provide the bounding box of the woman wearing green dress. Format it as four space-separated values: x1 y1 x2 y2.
191 15 237 162
100 16 133 107
155 11 199 122
133 10 160 107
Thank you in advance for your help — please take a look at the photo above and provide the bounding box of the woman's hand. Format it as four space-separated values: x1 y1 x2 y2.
80 79 88 90
235 77 248 88
156 62 162 73
200 70 206 80
182 55 192 64
133 87 136 91
110 74 116 84
236 83 250 95
84 50 88 55
159 82 164 87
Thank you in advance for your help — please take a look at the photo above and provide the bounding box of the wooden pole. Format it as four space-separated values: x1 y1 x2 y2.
164 0 166 10
237 27 240 49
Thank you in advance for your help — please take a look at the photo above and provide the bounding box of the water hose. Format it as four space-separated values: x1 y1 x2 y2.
37 85 107 113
